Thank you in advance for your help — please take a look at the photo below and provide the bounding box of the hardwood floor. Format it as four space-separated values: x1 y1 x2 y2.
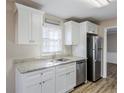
71 63 117 93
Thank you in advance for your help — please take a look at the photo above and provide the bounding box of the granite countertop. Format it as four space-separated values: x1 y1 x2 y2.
15 56 86 74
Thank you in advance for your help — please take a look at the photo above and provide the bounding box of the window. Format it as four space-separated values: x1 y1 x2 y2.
41 23 62 55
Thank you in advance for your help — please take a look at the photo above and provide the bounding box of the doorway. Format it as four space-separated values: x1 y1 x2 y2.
102 26 117 78
107 27 117 78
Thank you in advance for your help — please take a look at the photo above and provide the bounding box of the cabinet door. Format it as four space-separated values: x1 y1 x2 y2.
18 8 30 44
87 22 97 34
64 21 80 45
92 24 97 34
16 3 44 44
42 78 55 93
56 73 67 93
82 27 87 58
72 22 87 58
24 83 41 93
42 68 55 93
30 12 41 44
66 63 76 91
23 72 42 93
72 22 80 45
66 71 76 91
64 22 72 45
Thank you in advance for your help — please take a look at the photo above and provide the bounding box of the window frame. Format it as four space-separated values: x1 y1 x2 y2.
40 23 64 56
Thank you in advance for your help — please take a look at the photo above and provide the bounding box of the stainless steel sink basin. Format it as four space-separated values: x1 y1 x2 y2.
55 58 70 62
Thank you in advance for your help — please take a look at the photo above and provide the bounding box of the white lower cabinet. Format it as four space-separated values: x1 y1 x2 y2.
16 68 55 93
42 78 55 93
56 73 67 93
16 63 76 93
56 63 76 93
42 69 55 93
66 71 76 91
24 83 41 93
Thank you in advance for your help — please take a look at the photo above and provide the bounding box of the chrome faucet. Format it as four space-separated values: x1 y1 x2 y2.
52 53 56 60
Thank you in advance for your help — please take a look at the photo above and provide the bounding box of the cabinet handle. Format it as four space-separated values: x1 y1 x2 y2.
39 82 42 85
42 78 52 84
42 81 45 84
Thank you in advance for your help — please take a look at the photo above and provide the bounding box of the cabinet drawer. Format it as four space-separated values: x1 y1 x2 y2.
56 62 75 69
56 63 76 74
23 68 55 85
66 65 76 73
56 68 67 77
42 69 55 81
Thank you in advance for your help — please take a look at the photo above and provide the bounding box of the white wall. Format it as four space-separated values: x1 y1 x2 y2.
98 18 117 78
7 1 41 93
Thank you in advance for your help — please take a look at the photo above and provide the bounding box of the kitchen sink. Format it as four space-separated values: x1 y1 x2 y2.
55 58 70 62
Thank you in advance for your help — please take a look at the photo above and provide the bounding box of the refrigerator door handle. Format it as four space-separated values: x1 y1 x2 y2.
93 37 96 62
93 50 96 62
95 40 97 61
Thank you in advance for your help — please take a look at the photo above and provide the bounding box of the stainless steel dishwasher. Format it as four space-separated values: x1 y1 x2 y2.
76 60 87 86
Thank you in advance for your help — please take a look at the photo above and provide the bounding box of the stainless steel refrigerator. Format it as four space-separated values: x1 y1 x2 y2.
87 34 103 81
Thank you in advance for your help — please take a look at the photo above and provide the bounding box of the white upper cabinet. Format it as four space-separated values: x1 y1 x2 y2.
64 21 80 45
15 3 44 44
30 12 42 44
72 21 98 58
86 21 98 34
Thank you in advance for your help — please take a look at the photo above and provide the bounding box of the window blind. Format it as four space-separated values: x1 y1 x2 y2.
41 23 62 54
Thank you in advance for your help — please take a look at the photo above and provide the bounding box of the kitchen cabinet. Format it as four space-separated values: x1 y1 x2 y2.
66 66 76 91
72 22 87 58
16 62 76 93
42 69 55 93
56 66 67 93
56 72 67 93
86 21 98 34
72 21 98 58
24 82 41 93
16 68 55 93
15 3 44 44
64 21 80 45
56 63 76 93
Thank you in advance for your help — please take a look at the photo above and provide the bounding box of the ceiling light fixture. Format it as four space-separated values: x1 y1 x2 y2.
86 0 113 8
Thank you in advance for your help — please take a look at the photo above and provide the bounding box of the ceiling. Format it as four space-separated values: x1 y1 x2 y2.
31 0 117 21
